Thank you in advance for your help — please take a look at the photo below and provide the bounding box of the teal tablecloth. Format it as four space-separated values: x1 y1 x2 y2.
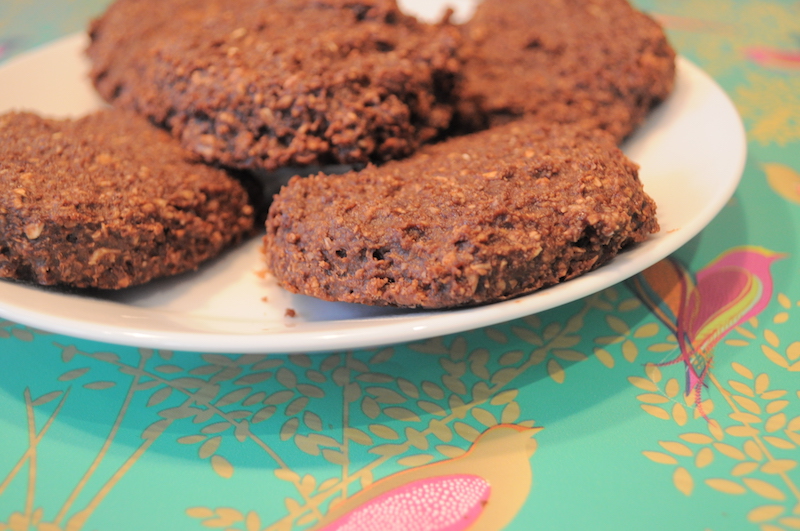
1 1 799 530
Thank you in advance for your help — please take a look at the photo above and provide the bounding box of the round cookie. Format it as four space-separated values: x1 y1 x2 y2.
264 120 659 308
87 0 462 171
456 0 676 141
0 110 255 289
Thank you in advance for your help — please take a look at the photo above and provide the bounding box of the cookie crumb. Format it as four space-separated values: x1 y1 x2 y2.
284 308 296 317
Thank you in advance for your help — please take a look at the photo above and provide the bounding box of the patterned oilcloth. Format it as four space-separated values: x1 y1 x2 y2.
0 1 799 530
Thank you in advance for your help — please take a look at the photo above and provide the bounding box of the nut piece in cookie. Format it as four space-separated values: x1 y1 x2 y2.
264 120 659 308
87 0 462 171
0 109 255 289
457 0 676 141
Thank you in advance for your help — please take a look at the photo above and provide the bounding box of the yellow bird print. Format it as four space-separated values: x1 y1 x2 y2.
313 424 542 531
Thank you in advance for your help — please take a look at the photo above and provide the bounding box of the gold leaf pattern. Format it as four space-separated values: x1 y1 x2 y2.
427 419 453 443
760 459 797 474
58 367 90 381
705 478 747 495
762 345 790 368
199 437 221 459
747 505 785 523
383 407 421 422
726 426 760 438
499 350 524 366
729 380 755 397
252 406 276 424
664 378 680 398
501 402 521 424
743 441 763 462
361 396 380 419
421 381 445 400
634 323 660 338
471 407 498 427
606 315 630 335
442 375 467 395
417 400 446 417
765 413 787 432
729 412 762 425
681 433 714 445
695 447 714 468
766 400 790 414
779 517 800 529
453 422 480 443
743 478 786 501
405 427 429 450
622 340 638 363
594 347 615 368
672 403 688 426
436 445 467 459
638 393 670 404
732 363 755 380
368 424 399 440
264 390 294 405
284 397 309 416
732 396 762 414
547 359 565 384
552 349 587 361
512 326 543 346
629 376 659 392
367 387 406 404
492 367 517 386
732 462 760 477
472 381 491 402
708 420 725 441
641 405 670 420
763 436 795 450
322 449 346 466
643 451 678 465
211 455 233 479
397 454 435 467
660 441 693 457
645 363 662 383
673 467 694 496
397 378 419 399
186 507 214 519
714 443 745 460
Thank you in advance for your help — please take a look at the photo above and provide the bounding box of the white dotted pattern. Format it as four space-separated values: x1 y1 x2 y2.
324 474 491 531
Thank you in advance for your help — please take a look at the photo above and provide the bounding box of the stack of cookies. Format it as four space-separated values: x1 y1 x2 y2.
0 0 674 308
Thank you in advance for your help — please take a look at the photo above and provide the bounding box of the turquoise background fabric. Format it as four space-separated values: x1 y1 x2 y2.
1 1 799 530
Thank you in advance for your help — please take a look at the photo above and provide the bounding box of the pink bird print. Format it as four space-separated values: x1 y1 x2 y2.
745 46 800 70
313 424 541 531
745 32 800 70
628 246 785 417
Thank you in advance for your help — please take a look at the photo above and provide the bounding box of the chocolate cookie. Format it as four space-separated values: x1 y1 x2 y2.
457 0 676 141
264 120 659 308
87 0 462 171
0 110 255 289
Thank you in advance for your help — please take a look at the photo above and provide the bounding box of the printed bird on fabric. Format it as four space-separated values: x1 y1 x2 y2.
313 424 542 531
745 33 800 70
627 246 784 417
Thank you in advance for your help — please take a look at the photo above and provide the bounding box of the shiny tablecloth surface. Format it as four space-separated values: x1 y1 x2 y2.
1 1 799 530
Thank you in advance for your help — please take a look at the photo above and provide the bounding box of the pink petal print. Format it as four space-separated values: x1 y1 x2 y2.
319 475 491 531
745 46 800 70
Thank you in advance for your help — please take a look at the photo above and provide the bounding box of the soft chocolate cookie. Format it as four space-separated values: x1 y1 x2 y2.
87 0 462 171
264 120 659 308
0 109 254 289
456 0 676 141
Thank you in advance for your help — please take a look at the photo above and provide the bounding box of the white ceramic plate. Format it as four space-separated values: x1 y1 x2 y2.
0 31 746 354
